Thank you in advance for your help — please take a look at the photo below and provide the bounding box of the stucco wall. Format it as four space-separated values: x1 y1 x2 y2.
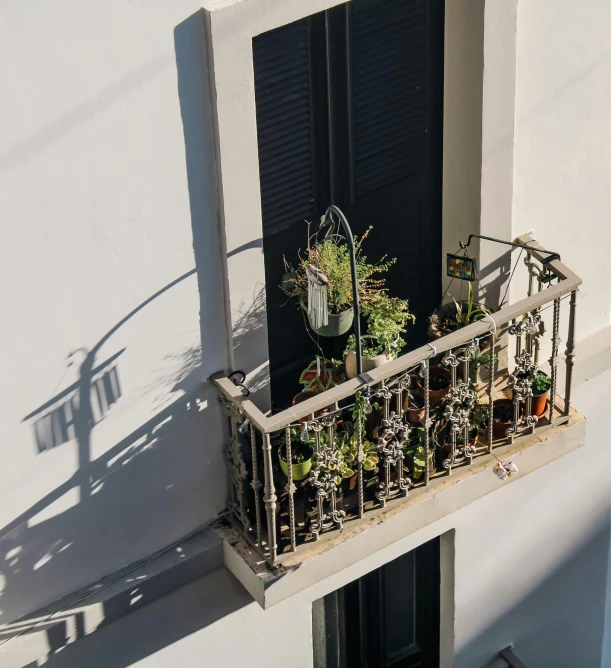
512 0 611 337
0 3 228 623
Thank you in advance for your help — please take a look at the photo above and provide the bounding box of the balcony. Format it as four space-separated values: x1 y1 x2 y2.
212 233 583 591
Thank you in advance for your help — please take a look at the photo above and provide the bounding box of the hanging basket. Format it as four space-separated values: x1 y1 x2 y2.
307 307 354 337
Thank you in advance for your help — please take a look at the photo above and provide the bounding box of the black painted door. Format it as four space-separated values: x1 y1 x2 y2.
253 0 445 408
313 538 441 667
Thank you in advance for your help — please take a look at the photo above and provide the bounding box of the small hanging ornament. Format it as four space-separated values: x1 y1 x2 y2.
306 265 329 330
493 460 519 481
447 253 477 281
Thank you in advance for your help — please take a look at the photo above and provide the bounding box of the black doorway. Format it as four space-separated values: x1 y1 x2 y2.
312 538 441 667
253 0 445 408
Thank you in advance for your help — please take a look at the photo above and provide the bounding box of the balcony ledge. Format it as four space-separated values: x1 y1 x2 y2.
218 406 585 609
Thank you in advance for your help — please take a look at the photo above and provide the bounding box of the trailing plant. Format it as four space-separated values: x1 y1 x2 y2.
531 371 551 396
282 225 396 314
346 296 416 359
298 357 344 393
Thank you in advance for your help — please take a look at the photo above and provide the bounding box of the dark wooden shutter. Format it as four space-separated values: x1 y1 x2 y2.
253 19 316 236
351 0 429 197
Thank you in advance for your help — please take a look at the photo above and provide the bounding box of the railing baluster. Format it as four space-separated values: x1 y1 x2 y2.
423 362 431 485
357 405 365 518
249 422 263 547
564 290 577 415
487 331 495 453
285 426 297 552
548 297 561 423
262 433 278 565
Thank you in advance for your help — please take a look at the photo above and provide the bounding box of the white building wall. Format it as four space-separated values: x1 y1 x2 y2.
0 2 228 623
2 0 611 666
512 0 611 336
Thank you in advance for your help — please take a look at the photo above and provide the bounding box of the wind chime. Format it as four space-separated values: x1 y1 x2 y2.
305 205 363 377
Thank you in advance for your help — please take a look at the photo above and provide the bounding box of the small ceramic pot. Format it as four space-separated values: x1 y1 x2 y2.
307 308 354 337
345 336 393 379
278 447 312 481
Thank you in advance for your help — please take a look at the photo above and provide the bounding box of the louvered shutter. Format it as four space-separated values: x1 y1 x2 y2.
351 0 428 197
253 19 316 236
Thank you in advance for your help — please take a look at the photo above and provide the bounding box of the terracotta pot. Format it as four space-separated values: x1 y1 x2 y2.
417 367 451 406
278 447 312 481
345 336 393 379
292 390 327 423
530 391 549 419
403 391 426 424
307 308 354 337
492 399 515 439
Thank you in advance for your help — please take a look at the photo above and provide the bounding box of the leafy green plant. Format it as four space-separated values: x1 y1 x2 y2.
298 357 344 393
531 371 551 396
346 296 415 359
452 283 491 328
282 226 395 314
402 427 427 480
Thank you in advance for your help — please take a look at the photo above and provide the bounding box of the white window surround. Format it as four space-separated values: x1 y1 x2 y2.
202 0 519 411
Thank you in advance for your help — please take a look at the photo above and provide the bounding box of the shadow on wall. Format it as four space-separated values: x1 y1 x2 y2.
0 9 254 643
455 520 610 668
0 270 225 630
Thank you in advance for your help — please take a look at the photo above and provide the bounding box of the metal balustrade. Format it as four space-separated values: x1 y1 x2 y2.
213 234 581 567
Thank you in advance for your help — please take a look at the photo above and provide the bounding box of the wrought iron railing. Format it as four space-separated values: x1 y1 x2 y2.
212 235 581 567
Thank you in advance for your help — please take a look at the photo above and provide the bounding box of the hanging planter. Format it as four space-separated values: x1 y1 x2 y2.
307 308 354 337
281 224 397 339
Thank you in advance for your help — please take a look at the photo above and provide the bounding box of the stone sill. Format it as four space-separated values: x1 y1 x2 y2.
219 408 586 609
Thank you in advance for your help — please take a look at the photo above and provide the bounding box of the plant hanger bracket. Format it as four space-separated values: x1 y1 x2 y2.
319 205 363 377
451 234 561 282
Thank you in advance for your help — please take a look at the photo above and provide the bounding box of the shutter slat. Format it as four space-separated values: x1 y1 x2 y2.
253 19 315 236
351 0 429 197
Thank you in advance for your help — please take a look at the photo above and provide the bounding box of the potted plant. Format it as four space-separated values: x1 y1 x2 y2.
530 371 551 418
292 358 343 420
282 225 396 337
402 426 430 481
492 399 514 439
417 366 452 406
404 390 425 424
335 422 380 489
297 357 343 395
273 428 314 481
428 283 492 350
344 296 415 379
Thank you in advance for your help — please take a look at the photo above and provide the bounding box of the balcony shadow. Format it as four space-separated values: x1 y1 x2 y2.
454 519 610 668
